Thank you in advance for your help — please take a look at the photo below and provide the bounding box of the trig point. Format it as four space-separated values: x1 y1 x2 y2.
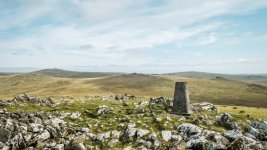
172 82 191 115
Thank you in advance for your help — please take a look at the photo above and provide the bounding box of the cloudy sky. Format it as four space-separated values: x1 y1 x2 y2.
0 0 267 73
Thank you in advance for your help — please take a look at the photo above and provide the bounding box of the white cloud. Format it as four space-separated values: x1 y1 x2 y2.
197 32 217 45
1 0 267 73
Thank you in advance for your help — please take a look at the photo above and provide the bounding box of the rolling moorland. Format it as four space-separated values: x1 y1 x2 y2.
1 69 267 149
0 69 267 107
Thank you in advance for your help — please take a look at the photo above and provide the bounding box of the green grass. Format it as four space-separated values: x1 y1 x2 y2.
2 97 266 134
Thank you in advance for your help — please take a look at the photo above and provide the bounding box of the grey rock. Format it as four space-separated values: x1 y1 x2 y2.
193 102 218 112
219 113 232 128
247 126 265 140
96 105 112 115
30 117 42 124
11 133 26 150
70 112 80 119
223 129 243 141
177 123 202 136
161 130 172 142
28 123 44 133
0 128 12 142
51 118 64 125
0 109 5 113
125 123 137 138
137 100 149 107
38 129 51 140
171 135 182 142
136 129 149 138
53 144 64 150
80 127 89 133
251 121 267 138
147 133 157 141
111 130 121 139
186 136 209 150
108 139 119 147
96 131 110 141
69 141 87 150
231 122 239 130
204 120 213 126
155 118 161 122
5 119 14 131
86 133 96 140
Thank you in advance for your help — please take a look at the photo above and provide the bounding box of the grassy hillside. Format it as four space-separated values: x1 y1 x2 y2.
31 69 122 78
0 73 267 107
0 72 20 76
165 71 267 82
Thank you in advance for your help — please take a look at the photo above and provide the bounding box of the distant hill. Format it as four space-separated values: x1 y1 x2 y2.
30 69 122 78
0 72 20 76
1 73 267 107
164 71 267 82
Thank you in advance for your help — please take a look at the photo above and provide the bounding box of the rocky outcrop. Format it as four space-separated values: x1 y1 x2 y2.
0 109 84 150
0 94 56 107
192 102 218 113
101 94 138 101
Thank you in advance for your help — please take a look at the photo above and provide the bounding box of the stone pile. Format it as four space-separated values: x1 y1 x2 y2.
192 102 218 113
0 94 56 107
0 109 86 150
101 94 138 101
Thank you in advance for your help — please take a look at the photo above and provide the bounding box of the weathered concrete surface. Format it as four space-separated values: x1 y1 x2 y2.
172 82 191 115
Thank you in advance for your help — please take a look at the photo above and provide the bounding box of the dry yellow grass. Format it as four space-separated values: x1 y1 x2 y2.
218 105 267 119
0 73 267 107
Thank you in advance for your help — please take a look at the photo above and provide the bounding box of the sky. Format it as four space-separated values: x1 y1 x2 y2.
0 0 267 74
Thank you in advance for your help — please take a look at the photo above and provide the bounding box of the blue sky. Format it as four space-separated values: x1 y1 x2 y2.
0 0 267 73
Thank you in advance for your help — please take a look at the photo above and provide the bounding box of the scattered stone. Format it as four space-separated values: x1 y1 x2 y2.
53 144 64 150
70 112 80 119
223 129 243 141
80 128 89 133
0 94 56 107
161 130 172 142
111 130 121 139
136 129 149 138
0 128 12 142
0 98 266 150
204 120 213 126
115 94 137 100
177 123 202 135
249 121 267 140
192 102 218 112
219 113 232 128
96 131 110 141
69 141 87 150
96 105 112 115
108 139 119 147
155 118 161 122
136 100 149 107
5 119 14 131
178 116 186 122
38 129 51 140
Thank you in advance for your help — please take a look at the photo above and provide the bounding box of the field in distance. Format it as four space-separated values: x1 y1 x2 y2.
0 69 267 108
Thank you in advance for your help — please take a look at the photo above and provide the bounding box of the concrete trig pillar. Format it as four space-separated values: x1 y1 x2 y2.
172 82 191 115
